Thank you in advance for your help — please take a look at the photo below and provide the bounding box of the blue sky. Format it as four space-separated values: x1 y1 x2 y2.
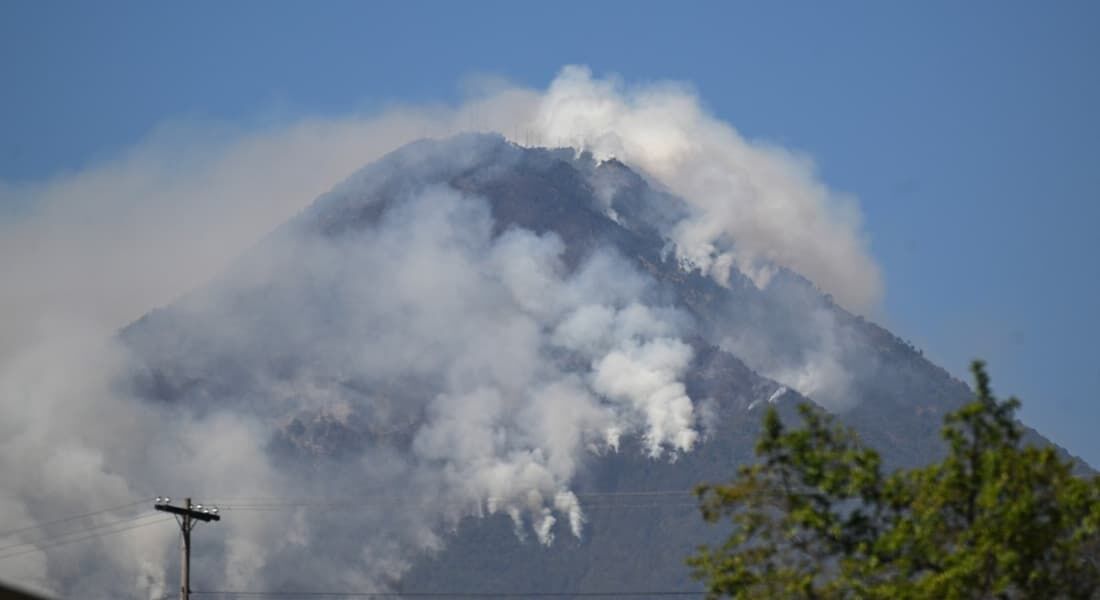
2 1 1098 464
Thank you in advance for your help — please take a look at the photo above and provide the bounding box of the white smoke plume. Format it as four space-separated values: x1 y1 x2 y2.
0 142 704 596
518 66 882 409
525 65 881 312
0 66 882 596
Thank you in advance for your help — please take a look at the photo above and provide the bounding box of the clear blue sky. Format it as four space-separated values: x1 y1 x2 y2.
2 1 1098 464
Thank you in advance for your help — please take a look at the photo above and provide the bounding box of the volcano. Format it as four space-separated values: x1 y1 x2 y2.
117 133 1084 595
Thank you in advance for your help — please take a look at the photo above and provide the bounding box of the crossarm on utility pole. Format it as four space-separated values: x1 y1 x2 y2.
154 502 221 522
154 497 221 600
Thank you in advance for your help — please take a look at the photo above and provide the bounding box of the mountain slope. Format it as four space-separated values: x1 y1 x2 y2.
119 133 1085 595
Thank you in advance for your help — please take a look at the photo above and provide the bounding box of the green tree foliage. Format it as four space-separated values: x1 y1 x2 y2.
689 361 1100 599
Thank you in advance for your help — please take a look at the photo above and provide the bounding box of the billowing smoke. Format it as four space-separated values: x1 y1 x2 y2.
0 66 882 596
0 139 704 596
0 90 538 367
525 66 881 312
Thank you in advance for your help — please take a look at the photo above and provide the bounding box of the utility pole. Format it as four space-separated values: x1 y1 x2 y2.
154 497 220 600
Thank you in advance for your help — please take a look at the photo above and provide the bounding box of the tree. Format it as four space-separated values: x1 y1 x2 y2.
688 361 1100 599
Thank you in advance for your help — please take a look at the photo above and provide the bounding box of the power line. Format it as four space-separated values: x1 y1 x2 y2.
218 503 699 513
193 490 703 516
0 497 152 539
0 516 172 562
0 512 164 554
192 591 701 598
0 490 699 549
576 491 696 497
203 490 698 504
0 490 703 556
203 490 701 510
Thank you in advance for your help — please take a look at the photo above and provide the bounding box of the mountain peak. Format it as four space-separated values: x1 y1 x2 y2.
113 133 1086 596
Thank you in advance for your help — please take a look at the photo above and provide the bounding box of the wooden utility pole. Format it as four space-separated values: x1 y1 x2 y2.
154 497 220 600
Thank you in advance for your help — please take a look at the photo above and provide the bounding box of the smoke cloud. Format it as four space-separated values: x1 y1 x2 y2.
0 66 882 596
526 66 881 312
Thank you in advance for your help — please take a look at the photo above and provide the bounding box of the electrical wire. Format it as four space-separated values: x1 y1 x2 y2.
0 516 173 562
202 490 701 510
0 489 706 570
0 491 701 550
0 511 165 553
218 503 700 513
204 490 698 504
0 494 711 597
0 512 165 553
191 591 701 597
0 497 152 539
